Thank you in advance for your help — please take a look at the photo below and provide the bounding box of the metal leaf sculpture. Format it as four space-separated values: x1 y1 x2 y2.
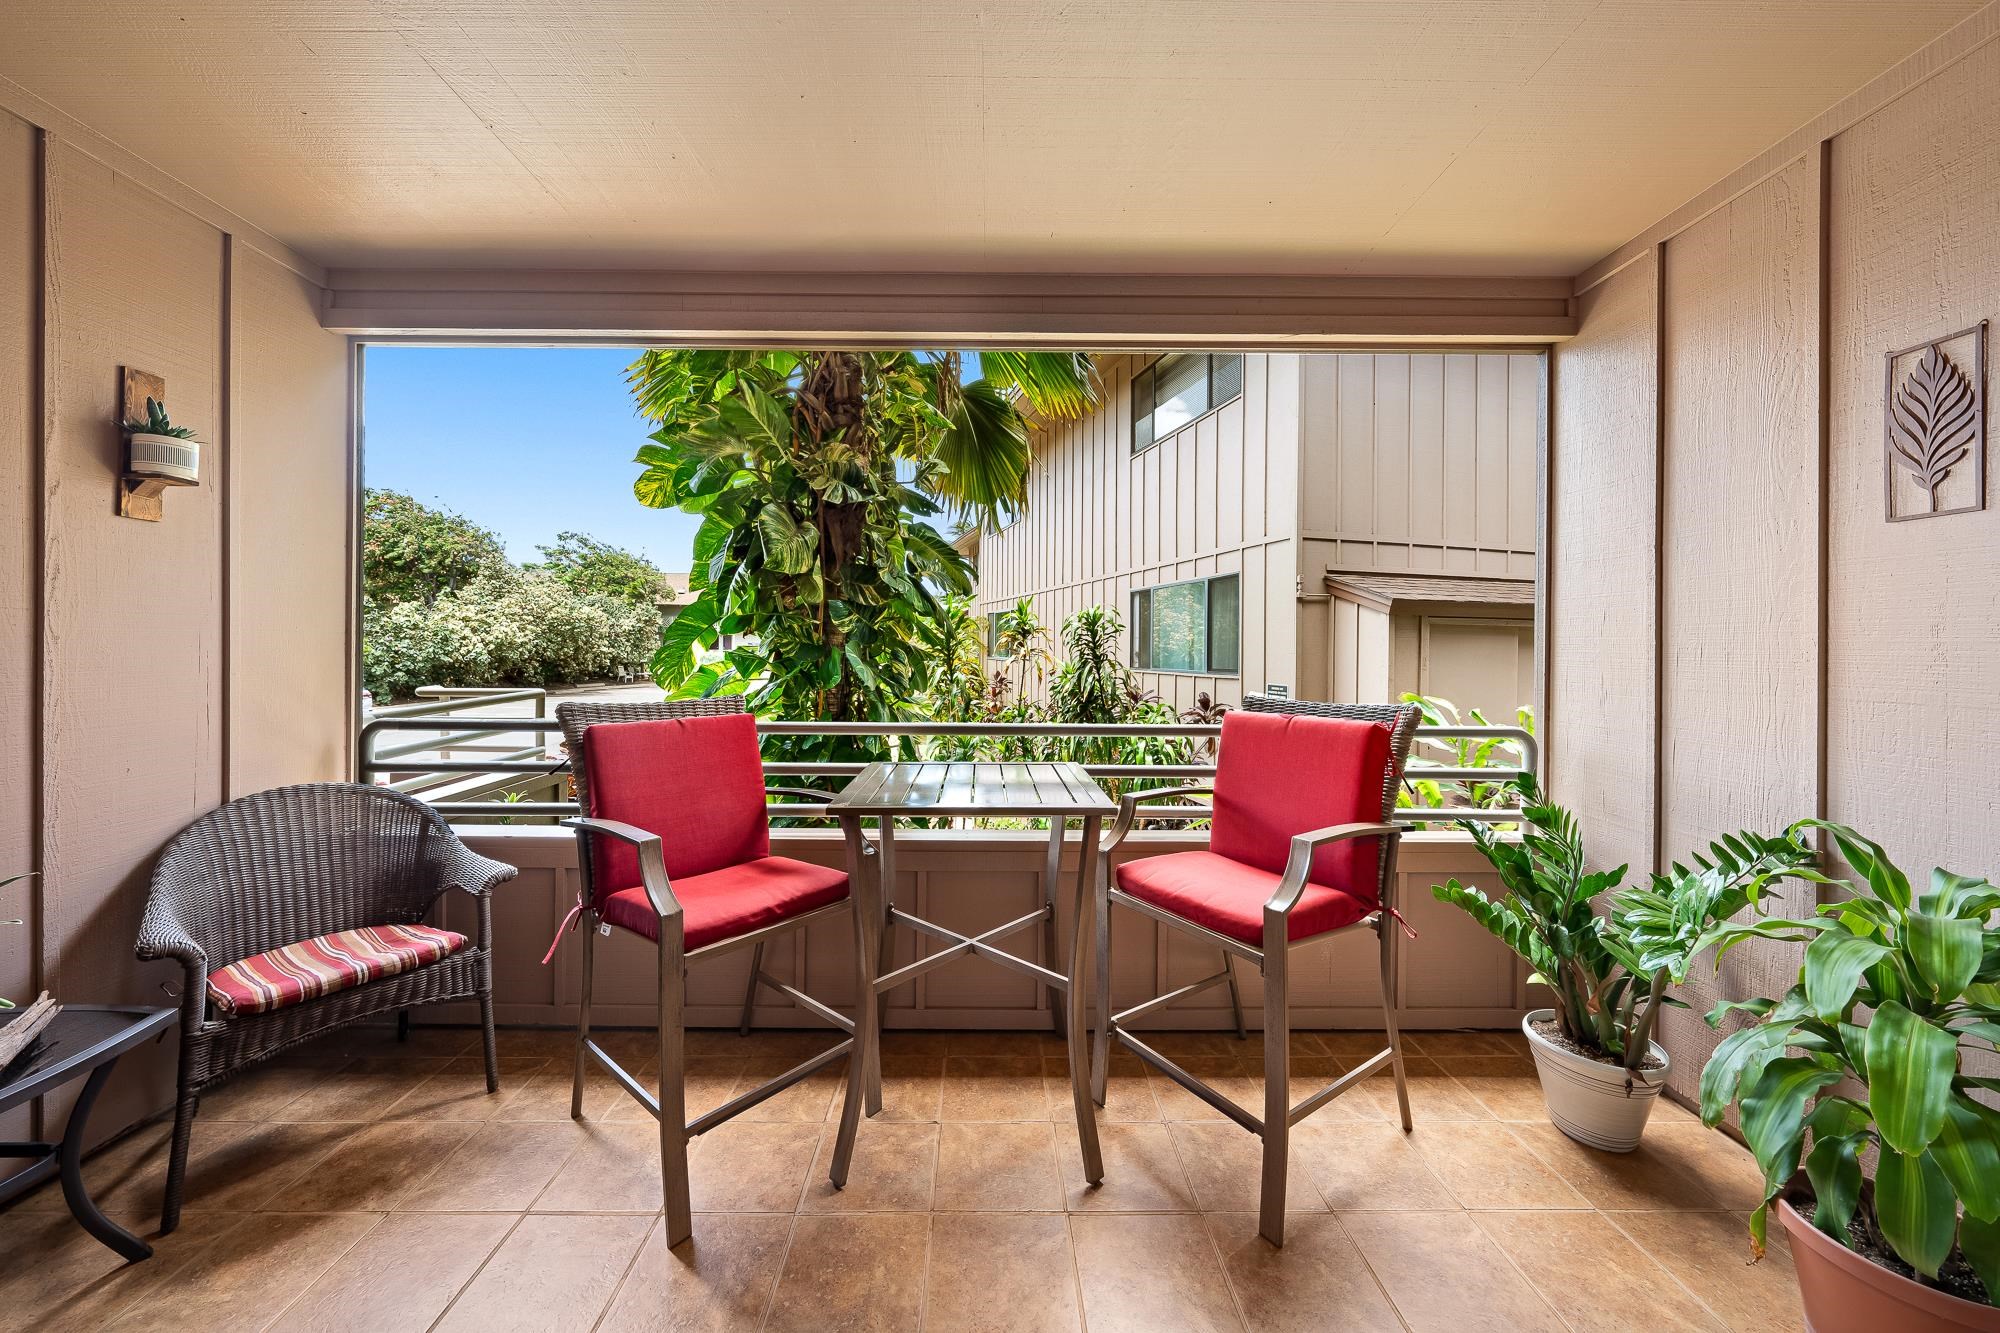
1888 344 1978 514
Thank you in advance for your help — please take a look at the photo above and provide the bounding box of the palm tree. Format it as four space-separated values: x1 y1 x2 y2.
627 349 1096 724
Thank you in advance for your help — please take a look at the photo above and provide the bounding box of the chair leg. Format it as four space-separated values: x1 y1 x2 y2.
738 941 765 1037
396 1008 410 1043
1259 940 1291 1247
1090 857 1112 1106
572 908 597 1120
1378 915 1413 1132
479 991 499 1094
658 933 693 1247
159 1086 199 1236
1224 952 1248 1041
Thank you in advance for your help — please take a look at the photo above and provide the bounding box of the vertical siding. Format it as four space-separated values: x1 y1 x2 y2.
976 353 1299 705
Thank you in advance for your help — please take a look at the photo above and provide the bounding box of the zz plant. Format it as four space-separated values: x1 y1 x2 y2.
1698 821 2000 1299
1435 775 1818 1071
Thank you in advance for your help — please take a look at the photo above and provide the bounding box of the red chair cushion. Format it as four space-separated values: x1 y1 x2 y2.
1115 850 1373 945
1209 710 1395 898
581 713 770 900
205 923 467 1018
600 855 849 951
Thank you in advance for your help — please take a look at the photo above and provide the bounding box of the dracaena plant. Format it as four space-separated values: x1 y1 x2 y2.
1697 822 2000 1301
1434 775 1818 1071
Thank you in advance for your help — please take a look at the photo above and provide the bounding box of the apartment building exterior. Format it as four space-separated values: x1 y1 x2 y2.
970 350 1544 717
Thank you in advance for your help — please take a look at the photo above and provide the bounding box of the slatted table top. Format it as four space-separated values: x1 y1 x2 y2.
827 760 1115 819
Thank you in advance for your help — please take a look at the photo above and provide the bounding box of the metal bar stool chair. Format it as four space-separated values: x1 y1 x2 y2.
555 699 871 1248
1092 695 1421 1245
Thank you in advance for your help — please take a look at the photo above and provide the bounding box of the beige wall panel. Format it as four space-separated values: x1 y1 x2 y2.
1549 254 1658 877
1 114 35 1025
1826 42 2000 875
228 248 348 795
43 142 226 1134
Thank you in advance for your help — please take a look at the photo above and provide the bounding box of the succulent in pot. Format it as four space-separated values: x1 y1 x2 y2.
121 395 201 485
1698 822 2000 1331
1433 774 1818 1150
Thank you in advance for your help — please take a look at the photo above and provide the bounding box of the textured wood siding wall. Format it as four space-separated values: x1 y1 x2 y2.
1298 352 1542 582
1553 36 2000 1101
975 353 1300 708
442 830 1530 1032
0 108 350 1144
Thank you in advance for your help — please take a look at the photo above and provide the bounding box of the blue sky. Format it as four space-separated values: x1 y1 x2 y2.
362 345 700 571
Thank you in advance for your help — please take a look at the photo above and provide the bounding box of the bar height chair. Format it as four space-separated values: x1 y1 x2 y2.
556 699 871 1248
1092 695 1421 1246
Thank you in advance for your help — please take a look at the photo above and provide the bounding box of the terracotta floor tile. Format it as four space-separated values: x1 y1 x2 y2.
380 1055 546 1122
277 1211 513 1332
1511 1121 1729 1210
1476 1210 1727 1332
801 1120 939 1212
1042 1051 1162 1122
948 1029 1063 1057
13 1120 174 1213
395 1120 583 1211
925 1213 1082 1333
1168 1121 1326 1215
729 1057 841 1122
435 1212 651 1333
933 1121 1064 1211
1434 1054 1548 1120
689 1029 825 1061
1291 1122 1456 1211
1311 1030 1396 1058
1412 1121 1589 1209
1640 1121 1771 1210
100 1211 385 1333
303 1024 480 1060
269 1056 453 1122
1613 1209 1806 1332
104 1118 354 1217
199 1057 351 1122
942 1056 1054 1120
1053 1120 1197 1212
265 1119 477 1211
764 1213 928 1333
494 1026 590 1059
1070 1211 1244 1333
1204 1211 1403 1332
1404 1029 1516 1057
1281 1055 1384 1123
872 1054 946 1121
496 1055 640 1122
1139 1030 1253 1060
1350 1054 1492 1122
535 1119 669 1212
1145 1057 1264 1122
1339 1210 1567 1332
875 1030 959 1058
686 1120 820 1212
597 1213 791 1333
0 1208 236 1333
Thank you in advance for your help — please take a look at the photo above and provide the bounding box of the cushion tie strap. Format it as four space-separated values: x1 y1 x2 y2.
1383 905 1417 939
541 901 583 966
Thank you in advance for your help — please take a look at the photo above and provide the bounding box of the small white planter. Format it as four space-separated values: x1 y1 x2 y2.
1521 1007 1669 1152
127 432 201 484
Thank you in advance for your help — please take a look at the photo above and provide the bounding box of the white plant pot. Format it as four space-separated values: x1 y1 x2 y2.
1521 1007 1669 1153
127 432 200 484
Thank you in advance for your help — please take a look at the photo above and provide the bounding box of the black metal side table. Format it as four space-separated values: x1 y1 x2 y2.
0 1004 175 1262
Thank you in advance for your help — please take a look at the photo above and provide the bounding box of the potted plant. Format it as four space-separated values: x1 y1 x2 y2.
1433 775 1817 1150
122 395 201 483
1697 821 2000 1332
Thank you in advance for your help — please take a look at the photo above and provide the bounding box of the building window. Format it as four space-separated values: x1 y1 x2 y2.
1131 353 1244 453
1130 574 1240 675
987 610 1009 658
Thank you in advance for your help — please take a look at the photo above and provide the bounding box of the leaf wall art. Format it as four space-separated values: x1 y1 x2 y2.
1884 323 1986 521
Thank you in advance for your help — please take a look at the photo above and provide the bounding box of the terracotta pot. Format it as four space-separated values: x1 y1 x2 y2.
1520 1008 1668 1151
1777 1194 2000 1333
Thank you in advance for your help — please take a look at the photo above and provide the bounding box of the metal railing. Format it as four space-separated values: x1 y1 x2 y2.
358 708 1537 825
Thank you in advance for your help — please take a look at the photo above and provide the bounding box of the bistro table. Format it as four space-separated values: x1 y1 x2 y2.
826 760 1114 1182
0 1004 177 1262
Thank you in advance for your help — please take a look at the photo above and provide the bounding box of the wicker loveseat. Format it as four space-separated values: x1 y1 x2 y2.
136 782 515 1232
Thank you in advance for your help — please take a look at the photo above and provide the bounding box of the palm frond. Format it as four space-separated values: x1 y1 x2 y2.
974 352 1100 419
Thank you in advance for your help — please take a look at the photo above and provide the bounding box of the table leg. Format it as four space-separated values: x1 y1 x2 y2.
60 1061 152 1263
1042 817 1065 1034
1066 815 1104 1184
831 815 878 1183
866 815 894 1116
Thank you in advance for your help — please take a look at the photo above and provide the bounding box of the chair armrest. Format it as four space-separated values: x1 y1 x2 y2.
560 817 682 921
426 835 519 899
1100 785 1216 853
135 916 212 1032
1265 822 1401 918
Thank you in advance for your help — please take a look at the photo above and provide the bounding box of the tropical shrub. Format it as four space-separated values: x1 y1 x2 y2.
527 531 677 607
1397 693 1534 827
1433 775 1819 1071
1697 823 2000 1300
362 489 510 608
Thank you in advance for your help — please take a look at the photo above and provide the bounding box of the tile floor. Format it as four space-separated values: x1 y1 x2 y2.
0 1026 1805 1332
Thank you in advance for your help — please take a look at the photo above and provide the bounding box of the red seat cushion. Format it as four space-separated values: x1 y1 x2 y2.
1209 710 1395 896
600 855 849 951
581 713 770 898
205 923 467 1018
1116 850 1374 945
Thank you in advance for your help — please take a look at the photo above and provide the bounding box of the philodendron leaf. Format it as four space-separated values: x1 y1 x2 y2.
755 504 816 575
1874 1148 1956 1279
1803 930 1891 1020
1907 909 1982 1003
1866 1001 1957 1156
1933 1095 2000 1223
1960 1212 2000 1305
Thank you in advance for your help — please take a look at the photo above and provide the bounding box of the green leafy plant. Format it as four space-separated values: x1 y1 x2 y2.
121 396 196 439
0 872 31 1009
526 531 677 608
991 597 1053 700
1697 823 2000 1301
1433 774 1817 1070
1396 693 1534 827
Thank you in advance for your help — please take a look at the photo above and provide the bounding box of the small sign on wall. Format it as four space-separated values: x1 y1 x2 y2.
1885 321 1986 521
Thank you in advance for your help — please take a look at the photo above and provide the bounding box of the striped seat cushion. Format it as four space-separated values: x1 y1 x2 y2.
205 924 468 1018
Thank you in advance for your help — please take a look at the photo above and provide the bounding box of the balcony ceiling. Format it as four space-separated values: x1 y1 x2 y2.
0 1 1983 277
